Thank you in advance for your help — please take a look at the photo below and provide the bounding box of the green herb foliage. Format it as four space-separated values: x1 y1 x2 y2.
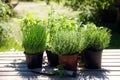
46 8 78 51
51 30 84 55
81 23 111 50
57 65 67 77
21 14 47 54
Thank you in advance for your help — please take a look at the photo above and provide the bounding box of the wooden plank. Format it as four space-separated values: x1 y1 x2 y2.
103 49 120 52
0 60 26 64
0 63 27 68
0 56 46 59
0 50 120 80
0 52 23 54
0 76 49 80
1 53 120 58
0 58 119 63
0 52 119 56
0 58 120 63
102 56 120 59
0 60 119 64
0 67 29 71
102 63 120 67
0 55 24 57
78 70 120 76
102 53 120 56
0 57 25 60
0 70 75 77
78 67 120 71
0 60 47 64
102 59 120 63
0 54 120 58
0 70 120 76
0 56 46 60
0 58 25 61
0 49 119 54
0 52 119 58
0 52 46 55
0 62 119 70
0 63 120 70
0 49 119 53
102 67 120 71
0 59 119 68
0 75 119 80
0 72 38 76
1 51 120 56
1 66 120 72
77 76 120 80
106 76 120 80
0 64 120 71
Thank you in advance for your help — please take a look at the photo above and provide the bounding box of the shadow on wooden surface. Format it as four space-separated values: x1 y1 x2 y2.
10 60 39 80
2 50 119 80
9 59 110 80
78 68 109 80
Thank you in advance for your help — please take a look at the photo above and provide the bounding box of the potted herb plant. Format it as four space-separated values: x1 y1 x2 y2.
45 9 59 67
46 38 59 67
21 14 47 69
51 30 84 71
81 23 111 69
46 9 77 67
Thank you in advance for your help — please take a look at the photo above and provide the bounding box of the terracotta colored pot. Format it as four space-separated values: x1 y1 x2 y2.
46 50 59 67
82 49 102 69
24 52 43 69
59 54 78 71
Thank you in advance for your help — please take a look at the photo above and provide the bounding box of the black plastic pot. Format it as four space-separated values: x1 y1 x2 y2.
82 49 102 69
46 50 59 67
24 52 43 69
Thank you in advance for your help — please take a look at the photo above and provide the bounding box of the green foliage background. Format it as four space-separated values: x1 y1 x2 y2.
0 1 14 21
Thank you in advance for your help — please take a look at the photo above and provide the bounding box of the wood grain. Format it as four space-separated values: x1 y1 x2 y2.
0 49 120 80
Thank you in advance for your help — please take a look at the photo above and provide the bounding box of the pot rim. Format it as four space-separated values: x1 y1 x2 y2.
24 51 43 55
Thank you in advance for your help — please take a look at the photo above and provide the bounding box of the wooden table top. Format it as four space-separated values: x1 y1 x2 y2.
0 49 120 80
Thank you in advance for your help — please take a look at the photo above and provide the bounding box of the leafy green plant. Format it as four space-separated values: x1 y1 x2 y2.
81 23 111 50
50 64 67 77
0 22 10 47
0 25 7 47
0 1 14 21
21 14 47 54
57 65 67 77
51 30 84 55
41 0 115 23
46 8 78 51
1 0 11 3
64 0 115 23
0 21 23 51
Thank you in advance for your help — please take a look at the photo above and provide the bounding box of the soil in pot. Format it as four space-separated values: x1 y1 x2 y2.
46 50 59 67
59 54 78 71
24 52 43 69
82 49 102 69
